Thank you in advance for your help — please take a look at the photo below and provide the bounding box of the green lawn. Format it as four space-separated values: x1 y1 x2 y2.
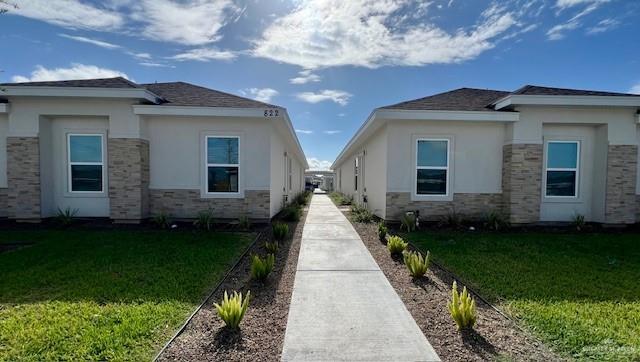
406 231 640 361
0 229 253 361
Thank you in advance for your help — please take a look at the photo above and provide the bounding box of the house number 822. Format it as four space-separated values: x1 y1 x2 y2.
264 109 279 117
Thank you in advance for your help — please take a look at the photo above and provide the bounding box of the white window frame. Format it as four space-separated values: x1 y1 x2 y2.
414 137 451 199
67 133 105 194
204 135 241 197
544 140 580 198
288 157 293 192
354 157 359 191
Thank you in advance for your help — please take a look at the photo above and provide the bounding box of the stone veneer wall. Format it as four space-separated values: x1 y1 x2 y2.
7 137 41 220
502 144 543 224
0 188 8 218
385 192 502 221
604 145 637 224
108 138 150 221
149 189 270 220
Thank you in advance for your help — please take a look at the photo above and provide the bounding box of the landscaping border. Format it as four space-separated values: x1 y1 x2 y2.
152 230 263 361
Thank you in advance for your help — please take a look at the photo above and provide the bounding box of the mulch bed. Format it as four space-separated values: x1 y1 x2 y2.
156 210 307 362
350 220 562 362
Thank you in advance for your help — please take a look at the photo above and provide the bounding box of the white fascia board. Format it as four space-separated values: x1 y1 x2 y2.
282 110 309 169
1 86 161 103
331 110 377 170
0 103 8 113
494 94 640 110
375 109 519 122
133 105 273 117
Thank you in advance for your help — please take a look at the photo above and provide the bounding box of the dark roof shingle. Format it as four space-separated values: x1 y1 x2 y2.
380 88 510 112
0 77 139 88
512 85 640 97
141 82 281 108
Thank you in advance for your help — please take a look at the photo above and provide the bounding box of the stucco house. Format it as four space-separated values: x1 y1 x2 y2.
0 77 307 223
332 85 640 224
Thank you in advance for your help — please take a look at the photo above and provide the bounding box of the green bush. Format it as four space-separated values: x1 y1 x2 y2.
272 222 289 241
448 281 477 330
265 241 279 254
193 209 214 230
292 191 311 206
238 215 251 230
440 210 463 229
213 290 250 329
572 213 586 231
329 192 352 206
280 205 302 221
55 207 78 227
250 253 275 282
403 250 430 278
377 223 388 241
387 235 408 255
152 211 171 229
485 210 509 231
350 204 374 223
400 212 417 232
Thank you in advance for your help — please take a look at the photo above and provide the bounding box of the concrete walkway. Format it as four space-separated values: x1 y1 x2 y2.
281 194 440 361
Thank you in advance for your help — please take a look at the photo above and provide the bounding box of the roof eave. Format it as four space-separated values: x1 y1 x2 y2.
0 86 162 103
493 94 640 110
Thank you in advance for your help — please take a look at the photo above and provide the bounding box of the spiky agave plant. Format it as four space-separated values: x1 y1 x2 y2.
386 235 408 255
272 222 289 241
250 253 275 282
403 250 430 278
265 240 279 254
448 281 477 330
213 290 250 329
377 223 388 242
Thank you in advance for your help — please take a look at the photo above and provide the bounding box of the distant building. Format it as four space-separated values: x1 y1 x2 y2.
305 170 335 191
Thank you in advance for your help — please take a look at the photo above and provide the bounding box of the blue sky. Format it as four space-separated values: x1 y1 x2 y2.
1 0 639 170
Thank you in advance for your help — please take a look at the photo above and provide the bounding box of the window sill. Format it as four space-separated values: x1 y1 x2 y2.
200 191 245 199
411 193 454 202
64 192 108 199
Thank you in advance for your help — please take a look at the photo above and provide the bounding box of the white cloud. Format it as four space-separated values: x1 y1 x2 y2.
548 0 609 40
290 70 321 84
323 130 341 135
296 129 314 134
139 62 175 68
253 0 517 69
307 157 332 171
169 48 236 62
129 0 240 45
586 18 619 34
338 113 346 117
11 0 124 31
11 63 129 83
629 83 640 95
296 90 352 106
555 0 609 10
59 33 121 49
241 88 279 103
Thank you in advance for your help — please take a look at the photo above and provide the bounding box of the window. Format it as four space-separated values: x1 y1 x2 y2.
68 134 104 192
288 157 293 191
416 139 449 195
545 141 579 197
206 136 239 193
354 157 359 191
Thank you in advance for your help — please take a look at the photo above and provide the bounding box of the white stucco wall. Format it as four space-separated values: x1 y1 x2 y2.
146 116 271 194
386 120 505 194
539 124 606 222
363 126 387 218
268 126 306 217
40 117 110 217
0 114 7 188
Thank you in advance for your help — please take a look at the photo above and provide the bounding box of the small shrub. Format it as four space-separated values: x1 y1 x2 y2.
377 223 388 241
448 281 477 330
292 191 311 206
238 215 251 230
387 235 408 255
572 213 586 231
280 205 302 221
265 241 279 254
55 207 78 227
350 204 374 223
403 250 430 278
400 212 417 232
342 194 354 205
250 253 275 282
441 210 463 229
194 209 214 230
272 222 289 241
213 290 250 329
152 211 171 229
330 192 352 206
485 211 509 231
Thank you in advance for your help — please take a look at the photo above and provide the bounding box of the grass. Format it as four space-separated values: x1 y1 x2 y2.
406 231 640 361
328 191 352 206
0 229 254 361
